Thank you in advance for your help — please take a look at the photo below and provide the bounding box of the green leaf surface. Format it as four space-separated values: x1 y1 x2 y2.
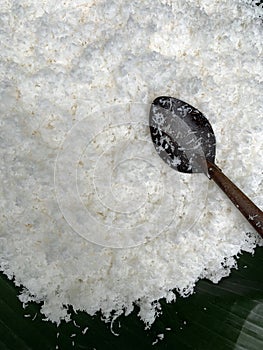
0 248 262 350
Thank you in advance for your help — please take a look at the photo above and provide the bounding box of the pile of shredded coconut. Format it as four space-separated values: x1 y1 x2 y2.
0 0 262 327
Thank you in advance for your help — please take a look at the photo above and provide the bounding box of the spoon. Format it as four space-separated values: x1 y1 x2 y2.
149 96 263 238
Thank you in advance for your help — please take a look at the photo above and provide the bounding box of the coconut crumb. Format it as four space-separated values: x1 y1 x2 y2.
82 327 89 335
152 333 165 345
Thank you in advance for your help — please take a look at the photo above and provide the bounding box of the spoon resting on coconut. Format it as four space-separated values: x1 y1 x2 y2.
149 96 263 238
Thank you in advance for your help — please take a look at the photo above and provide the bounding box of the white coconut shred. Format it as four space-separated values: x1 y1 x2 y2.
0 0 262 327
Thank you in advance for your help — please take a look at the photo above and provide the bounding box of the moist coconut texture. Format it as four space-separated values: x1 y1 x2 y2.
0 0 262 326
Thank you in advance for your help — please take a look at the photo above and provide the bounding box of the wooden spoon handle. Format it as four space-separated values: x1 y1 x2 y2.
207 161 263 238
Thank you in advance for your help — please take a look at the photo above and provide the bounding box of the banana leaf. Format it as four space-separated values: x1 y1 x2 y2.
0 247 262 350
